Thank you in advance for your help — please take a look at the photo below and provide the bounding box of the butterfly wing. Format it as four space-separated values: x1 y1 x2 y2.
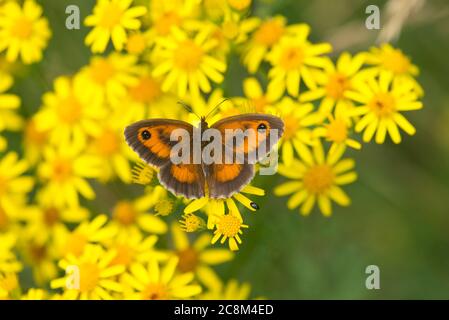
204 163 254 199
124 119 206 199
211 113 284 162
205 113 284 198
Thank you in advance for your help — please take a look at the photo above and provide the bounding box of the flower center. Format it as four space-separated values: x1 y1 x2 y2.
154 200 173 216
217 214 241 238
110 245 134 267
79 262 100 292
155 11 181 36
43 207 60 226
142 283 169 300
25 120 47 145
51 158 73 182
174 40 204 72
126 33 146 54
254 20 284 46
64 232 88 257
326 119 348 143
29 244 47 262
382 49 411 74
113 201 137 225
90 59 115 85
58 95 82 124
303 165 334 194
282 116 300 140
177 247 199 273
129 76 161 103
98 2 124 28
279 46 304 70
12 16 33 39
95 129 119 156
369 92 396 117
326 73 350 99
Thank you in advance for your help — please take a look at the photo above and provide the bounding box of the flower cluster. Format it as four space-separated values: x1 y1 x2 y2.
0 0 423 300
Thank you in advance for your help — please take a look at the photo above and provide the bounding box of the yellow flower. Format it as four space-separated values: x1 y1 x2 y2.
227 0 251 11
363 43 423 96
104 228 168 269
84 0 147 53
79 53 140 105
242 16 287 73
124 71 179 123
236 77 282 114
219 11 259 46
300 52 365 116
171 223 233 288
131 162 155 185
19 238 58 285
0 152 33 221
22 201 89 245
0 232 22 274
152 26 226 98
0 273 20 299
122 257 202 299
53 215 116 258
34 74 105 149
201 278 252 299
110 189 168 234
186 88 228 124
125 31 149 55
88 123 133 183
210 212 248 251
270 97 321 166
346 73 423 144
274 140 357 216
23 119 48 165
0 72 22 151
184 184 265 228
148 0 199 38
313 109 361 154
21 288 47 300
179 213 205 232
51 244 125 300
38 147 102 208
0 0 51 64
266 28 332 97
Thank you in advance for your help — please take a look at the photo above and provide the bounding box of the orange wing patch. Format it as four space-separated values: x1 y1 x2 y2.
213 163 243 182
170 164 198 184
213 119 273 155
137 125 180 159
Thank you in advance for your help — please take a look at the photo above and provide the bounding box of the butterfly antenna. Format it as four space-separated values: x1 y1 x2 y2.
205 98 229 120
177 101 201 120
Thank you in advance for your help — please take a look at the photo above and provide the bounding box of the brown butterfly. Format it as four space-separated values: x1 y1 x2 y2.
124 105 284 200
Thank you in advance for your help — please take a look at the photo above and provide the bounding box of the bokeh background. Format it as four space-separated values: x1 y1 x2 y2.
5 0 449 298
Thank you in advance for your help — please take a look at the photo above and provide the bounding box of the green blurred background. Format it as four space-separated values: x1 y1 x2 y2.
9 0 449 299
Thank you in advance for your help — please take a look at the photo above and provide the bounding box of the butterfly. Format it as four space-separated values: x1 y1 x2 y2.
124 104 284 200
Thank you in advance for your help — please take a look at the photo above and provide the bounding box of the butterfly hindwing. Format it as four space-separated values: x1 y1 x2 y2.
205 163 254 199
159 163 206 199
